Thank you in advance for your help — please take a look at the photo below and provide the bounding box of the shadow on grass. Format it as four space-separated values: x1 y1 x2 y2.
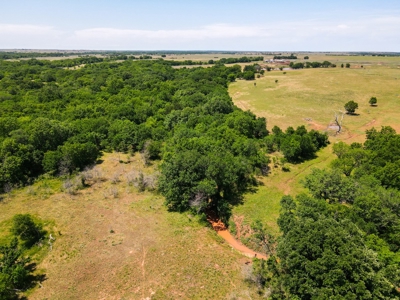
7 264 47 300
286 153 318 165
95 159 104 165
19 263 47 298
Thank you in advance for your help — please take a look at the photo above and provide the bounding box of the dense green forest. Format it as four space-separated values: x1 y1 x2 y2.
0 58 273 220
0 57 329 220
1 57 399 298
254 127 400 298
0 56 277 296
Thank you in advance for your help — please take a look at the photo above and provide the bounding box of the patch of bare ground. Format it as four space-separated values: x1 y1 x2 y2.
305 119 328 131
207 214 267 260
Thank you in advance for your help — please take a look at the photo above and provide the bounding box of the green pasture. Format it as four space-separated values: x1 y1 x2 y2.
229 56 400 233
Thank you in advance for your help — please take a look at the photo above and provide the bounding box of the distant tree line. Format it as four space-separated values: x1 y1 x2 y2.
162 56 264 66
273 55 297 59
290 61 337 69
0 52 70 60
1 56 264 70
216 56 264 64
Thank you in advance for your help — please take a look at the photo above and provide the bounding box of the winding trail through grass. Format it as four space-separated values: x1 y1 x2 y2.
207 214 267 260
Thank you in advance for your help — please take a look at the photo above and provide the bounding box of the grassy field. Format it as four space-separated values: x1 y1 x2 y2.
2 53 400 298
0 153 261 300
229 56 400 233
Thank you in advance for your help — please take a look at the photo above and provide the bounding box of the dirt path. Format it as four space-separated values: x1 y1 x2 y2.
207 215 267 260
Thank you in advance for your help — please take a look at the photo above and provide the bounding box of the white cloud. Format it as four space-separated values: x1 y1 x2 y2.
72 24 271 41
0 24 57 35
1 16 400 50
0 24 65 49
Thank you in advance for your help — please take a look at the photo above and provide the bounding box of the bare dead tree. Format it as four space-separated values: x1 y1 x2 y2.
91 168 104 182
48 234 55 251
129 171 159 192
111 172 121 184
189 191 207 213
137 172 146 192
26 186 36 196
109 186 119 198
3 183 13 198
140 141 151 166
62 177 84 195
334 110 345 135
81 166 96 185
125 171 138 186
233 215 244 239
58 155 73 176
144 173 158 191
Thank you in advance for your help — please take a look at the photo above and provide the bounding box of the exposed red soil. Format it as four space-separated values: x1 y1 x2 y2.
207 213 267 260
306 120 327 131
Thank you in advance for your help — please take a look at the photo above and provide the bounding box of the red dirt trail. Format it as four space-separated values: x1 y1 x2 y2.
207 214 267 260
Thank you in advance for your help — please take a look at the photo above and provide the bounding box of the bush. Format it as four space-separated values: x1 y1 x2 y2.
146 140 162 160
11 214 44 247
242 71 255 80
227 73 236 82
344 100 358 114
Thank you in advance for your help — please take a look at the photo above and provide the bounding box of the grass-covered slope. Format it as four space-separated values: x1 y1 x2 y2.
1 153 263 299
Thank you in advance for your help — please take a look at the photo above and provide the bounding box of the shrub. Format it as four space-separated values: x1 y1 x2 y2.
344 101 358 114
369 97 377 106
11 214 44 247
242 71 255 80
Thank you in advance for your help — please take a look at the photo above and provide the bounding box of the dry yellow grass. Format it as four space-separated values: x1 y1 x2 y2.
230 60 400 142
1 153 261 300
229 55 400 233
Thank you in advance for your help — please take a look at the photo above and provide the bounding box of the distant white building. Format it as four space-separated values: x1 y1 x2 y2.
265 59 290 65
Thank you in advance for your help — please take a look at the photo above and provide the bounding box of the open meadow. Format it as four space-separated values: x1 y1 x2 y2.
229 55 400 234
0 153 261 300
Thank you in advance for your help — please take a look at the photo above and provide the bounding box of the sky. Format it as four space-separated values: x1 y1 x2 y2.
1 0 399 51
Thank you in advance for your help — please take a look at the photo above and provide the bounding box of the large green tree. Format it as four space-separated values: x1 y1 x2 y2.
0 238 31 299
11 214 44 247
265 194 399 299
344 100 358 114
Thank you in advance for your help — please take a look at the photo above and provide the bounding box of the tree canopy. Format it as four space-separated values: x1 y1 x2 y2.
268 194 399 299
369 96 377 106
264 125 329 162
255 127 400 299
344 100 358 114
0 57 275 221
